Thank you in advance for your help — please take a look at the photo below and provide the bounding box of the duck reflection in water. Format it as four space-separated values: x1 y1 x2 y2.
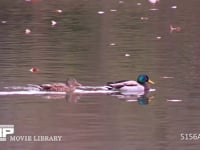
65 89 155 104
42 91 154 105
108 90 154 105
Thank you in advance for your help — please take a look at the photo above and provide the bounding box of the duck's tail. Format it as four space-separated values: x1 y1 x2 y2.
27 84 43 90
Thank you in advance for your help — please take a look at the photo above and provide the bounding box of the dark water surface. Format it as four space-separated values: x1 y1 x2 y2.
1 0 200 149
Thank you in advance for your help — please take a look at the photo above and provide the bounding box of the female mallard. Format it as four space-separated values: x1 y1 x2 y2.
106 74 155 94
39 78 82 92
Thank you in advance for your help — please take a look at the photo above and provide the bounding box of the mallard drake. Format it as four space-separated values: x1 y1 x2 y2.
106 74 155 94
39 78 82 92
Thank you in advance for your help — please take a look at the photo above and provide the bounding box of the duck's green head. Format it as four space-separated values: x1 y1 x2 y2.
137 74 155 85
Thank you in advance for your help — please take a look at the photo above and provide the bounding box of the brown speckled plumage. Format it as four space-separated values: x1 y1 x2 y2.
40 78 81 92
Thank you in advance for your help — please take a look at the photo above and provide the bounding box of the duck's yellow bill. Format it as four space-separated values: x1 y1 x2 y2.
148 79 155 84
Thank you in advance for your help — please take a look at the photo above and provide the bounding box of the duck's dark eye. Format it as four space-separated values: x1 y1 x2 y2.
145 75 149 82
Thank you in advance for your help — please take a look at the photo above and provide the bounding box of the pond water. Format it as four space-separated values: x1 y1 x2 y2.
1 0 200 149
